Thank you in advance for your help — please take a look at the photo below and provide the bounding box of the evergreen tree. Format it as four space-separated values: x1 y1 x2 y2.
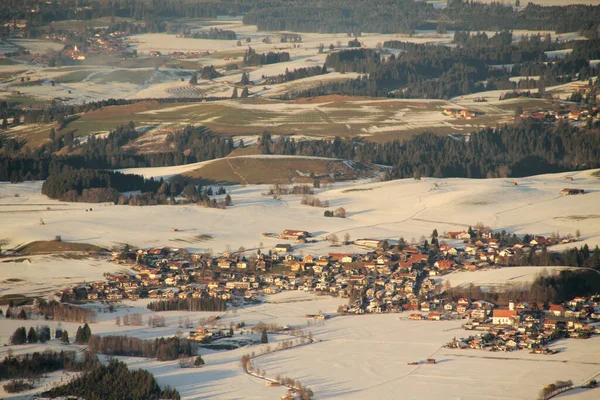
231 87 238 98
194 355 205 366
75 326 84 344
82 323 92 343
27 327 38 343
61 330 70 344
189 73 198 85
10 327 27 345
261 328 268 343
241 87 249 98
240 72 250 84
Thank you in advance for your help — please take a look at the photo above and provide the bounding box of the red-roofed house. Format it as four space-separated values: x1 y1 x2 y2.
492 309 517 325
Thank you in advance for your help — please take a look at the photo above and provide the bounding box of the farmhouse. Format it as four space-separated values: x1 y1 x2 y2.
446 231 471 240
274 244 292 253
280 229 309 240
355 239 383 248
560 188 585 195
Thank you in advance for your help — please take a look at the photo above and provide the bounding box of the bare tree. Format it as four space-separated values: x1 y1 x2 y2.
343 232 351 244
327 234 339 245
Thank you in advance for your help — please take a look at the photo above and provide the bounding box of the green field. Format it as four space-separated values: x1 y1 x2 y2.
177 157 380 185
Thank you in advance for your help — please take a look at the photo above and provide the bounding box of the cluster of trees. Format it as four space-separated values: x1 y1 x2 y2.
263 65 328 85
514 244 600 271
291 31 598 100
2 379 34 393
325 48 380 74
301 195 329 208
115 312 144 326
242 0 600 35
324 207 346 218
10 326 51 345
499 90 545 101
87 335 197 361
2 122 236 184
200 65 222 80
266 184 314 196
243 47 290 66
43 359 180 400
33 300 97 322
538 380 573 400
41 167 155 203
146 297 227 312
74 323 93 344
190 27 236 40
0 350 88 381
148 315 167 328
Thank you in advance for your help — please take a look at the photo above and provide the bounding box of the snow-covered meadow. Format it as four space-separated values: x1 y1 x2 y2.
1 291 599 400
2 166 599 255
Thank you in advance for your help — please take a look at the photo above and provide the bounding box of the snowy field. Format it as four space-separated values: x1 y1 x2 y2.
1 291 599 399
1 167 599 256
0 291 346 399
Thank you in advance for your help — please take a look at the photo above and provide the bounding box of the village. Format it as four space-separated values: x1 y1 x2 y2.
53 225 600 353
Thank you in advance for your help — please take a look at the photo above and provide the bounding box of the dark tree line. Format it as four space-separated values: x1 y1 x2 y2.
0 350 89 381
296 32 599 100
41 168 155 203
191 27 236 40
147 297 227 312
258 120 600 179
34 299 97 323
446 268 600 305
242 0 600 36
87 335 197 361
1 123 235 183
263 65 328 85
43 359 180 400
243 47 290 66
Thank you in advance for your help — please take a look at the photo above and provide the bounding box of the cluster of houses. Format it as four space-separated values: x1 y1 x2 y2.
520 106 600 123
168 51 210 59
444 296 600 352
442 108 478 119
56 228 583 315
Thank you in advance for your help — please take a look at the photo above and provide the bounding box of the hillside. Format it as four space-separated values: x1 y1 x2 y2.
175 156 383 185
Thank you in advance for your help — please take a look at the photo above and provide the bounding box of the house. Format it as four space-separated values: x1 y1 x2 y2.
560 188 585 195
428 312 441 321
439 246 458 256
446 231 471 240
492 309 517 325
274 244 292 253
355 239 383 248
218 260 234 269
435 260 455 270
280 229 309 240
549 304 564 317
